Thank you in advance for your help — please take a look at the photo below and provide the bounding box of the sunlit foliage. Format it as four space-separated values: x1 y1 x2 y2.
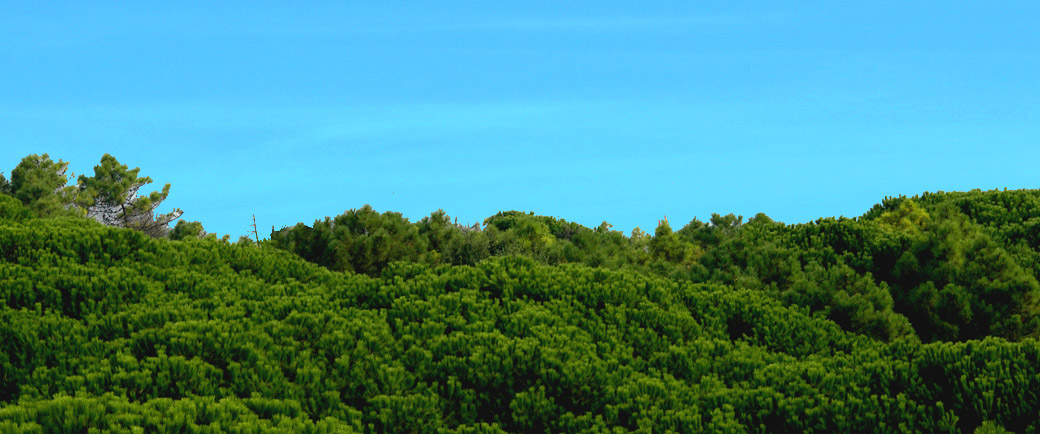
2 154 1038 432
0 190 1037 432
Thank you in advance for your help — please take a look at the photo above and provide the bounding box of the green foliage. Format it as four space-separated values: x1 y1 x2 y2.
3 153 184 238
3 213 1040 432
269 205 430 275
76 153 183 238
0 195 33 224
417 209 490 266
974 420 1013 434
7 152 1040 432
0 172 11 197
169 220 206 241
876 198 931 233
76 154 149 209
8 154 82 218
267 193 1040 344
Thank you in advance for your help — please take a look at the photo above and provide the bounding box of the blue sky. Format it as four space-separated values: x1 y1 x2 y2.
2 2 1038 238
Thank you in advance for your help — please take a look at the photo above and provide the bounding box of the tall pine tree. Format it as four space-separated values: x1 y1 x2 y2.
77 153 183 238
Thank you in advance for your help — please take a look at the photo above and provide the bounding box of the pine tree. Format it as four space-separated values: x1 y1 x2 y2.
0 171 11 196
8 153 83 217
77 153 183 238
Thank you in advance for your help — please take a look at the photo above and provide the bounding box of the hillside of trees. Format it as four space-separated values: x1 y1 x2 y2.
266 193 1040 345
1 153 1038 433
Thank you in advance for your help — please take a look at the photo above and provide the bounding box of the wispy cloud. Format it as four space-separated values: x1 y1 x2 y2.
238 12 799 39
454 13 796 34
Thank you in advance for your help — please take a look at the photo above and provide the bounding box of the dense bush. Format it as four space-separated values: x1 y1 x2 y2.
269 191 1040 344
1 196 1037 433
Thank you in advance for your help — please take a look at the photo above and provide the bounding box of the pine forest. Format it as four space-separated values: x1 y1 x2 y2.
1 153 1039 433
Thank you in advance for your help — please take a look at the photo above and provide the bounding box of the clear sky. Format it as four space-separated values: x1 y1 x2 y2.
2 2 1038 238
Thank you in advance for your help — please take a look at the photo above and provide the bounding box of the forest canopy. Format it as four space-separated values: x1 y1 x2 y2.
1 153 1038 433
265 196 1040 344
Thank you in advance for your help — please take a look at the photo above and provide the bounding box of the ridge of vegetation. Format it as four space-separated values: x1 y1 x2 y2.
267 193 1040 344
1 153 1038 433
